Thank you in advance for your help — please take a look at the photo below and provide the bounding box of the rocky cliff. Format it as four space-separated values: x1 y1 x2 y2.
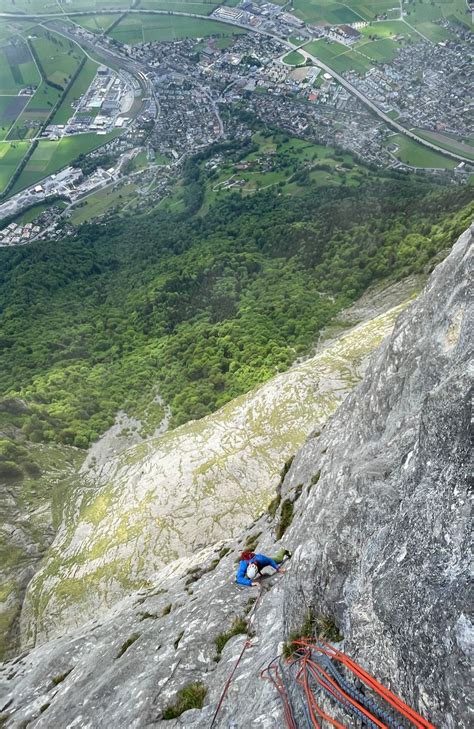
0 225 471 729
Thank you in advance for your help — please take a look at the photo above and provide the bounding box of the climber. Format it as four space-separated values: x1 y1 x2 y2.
235 548 291 587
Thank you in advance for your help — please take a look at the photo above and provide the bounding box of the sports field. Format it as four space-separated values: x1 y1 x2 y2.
109 13 246 43
386 134 457 169
282 50 306 66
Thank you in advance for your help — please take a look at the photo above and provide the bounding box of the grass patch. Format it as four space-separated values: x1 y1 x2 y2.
244 532 261 552
315 614 343 642
283 608 314 658
162 682 207 720
174 630 184 649
51 668 73 685
276 499 294 540
218 546 231 559
308 470 321 493
214 616 247 660
139 611 158 621
267 493 281 518
116 633 140 658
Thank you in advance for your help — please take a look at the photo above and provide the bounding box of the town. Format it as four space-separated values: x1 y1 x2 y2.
0 0 472 243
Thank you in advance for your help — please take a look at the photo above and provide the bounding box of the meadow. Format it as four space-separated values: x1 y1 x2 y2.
304 38 374 74
109 14 246 43
9 131 120 195
0 141 30 193
386 134 457 169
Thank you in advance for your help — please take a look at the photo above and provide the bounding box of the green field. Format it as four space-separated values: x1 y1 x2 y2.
0 45 40 95
109 13 246 43
71 14 122 33
70 181 138 224
403 0 471 40
138 0 219 15
0 96 29 139
9 130 121 195
386 134 457 169
30 32 83 88
8 82 62 140
12 199 67 225
0 140 30 192
282 50 306 65
304 38 373 74
413 129 474 162
162 133 368 216
0 0 132 11
291 0 365 24
51 58 98 125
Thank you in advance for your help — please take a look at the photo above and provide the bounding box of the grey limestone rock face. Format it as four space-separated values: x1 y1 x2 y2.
0 225 471 728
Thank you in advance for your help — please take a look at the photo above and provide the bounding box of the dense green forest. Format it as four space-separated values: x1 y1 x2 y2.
0 172 472 449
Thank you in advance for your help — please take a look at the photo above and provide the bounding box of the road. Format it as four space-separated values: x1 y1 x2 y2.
1 8 472 163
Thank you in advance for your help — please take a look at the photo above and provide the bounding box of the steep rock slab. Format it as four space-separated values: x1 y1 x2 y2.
20 300 409 646
276 223 472 726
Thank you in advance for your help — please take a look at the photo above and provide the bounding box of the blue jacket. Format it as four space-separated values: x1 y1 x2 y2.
235 553 280 586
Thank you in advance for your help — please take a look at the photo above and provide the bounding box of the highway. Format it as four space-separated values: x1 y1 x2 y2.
1 8 472 163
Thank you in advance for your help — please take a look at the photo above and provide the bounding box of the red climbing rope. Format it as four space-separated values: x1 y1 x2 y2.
209 638 253 728
269 639 437 729
210 589 264 728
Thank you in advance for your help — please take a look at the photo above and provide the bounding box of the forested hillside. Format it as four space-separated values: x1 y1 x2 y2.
0 173 472 450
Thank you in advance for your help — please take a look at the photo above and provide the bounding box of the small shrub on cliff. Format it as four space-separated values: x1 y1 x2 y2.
162 682 207 719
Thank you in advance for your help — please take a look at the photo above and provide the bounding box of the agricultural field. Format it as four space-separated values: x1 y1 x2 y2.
30 31 83 88
413 129 474 161
109 13 246 43
403 0 472 41
138 0 219 15
51 58 98 125
0 96 29 139
304 38 374 74
291 0 364 25
0 0 133 12
385 134 457 169
9 130 120 195
0 40 40 95
69 181 138 224
71 14 122 34
7 83 62 140
0 140 29 193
